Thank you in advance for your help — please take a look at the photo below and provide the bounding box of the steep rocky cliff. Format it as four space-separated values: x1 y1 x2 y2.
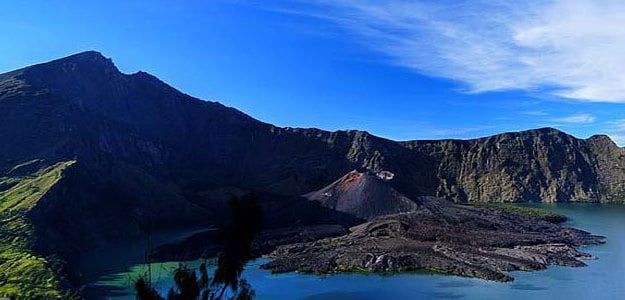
1 51 623 241
3 52 623 210
1 51 624 296
400 129 625 202
1 51 624 249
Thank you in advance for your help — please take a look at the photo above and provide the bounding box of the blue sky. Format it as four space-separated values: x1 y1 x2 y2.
2 0 625 144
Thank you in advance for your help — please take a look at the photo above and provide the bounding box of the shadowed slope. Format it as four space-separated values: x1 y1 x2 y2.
1 51 625 297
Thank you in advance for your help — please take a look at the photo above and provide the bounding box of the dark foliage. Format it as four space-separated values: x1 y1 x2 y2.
135 194 262 300
166 265 202 300
231 279 255 300
213 194 263 296
135 277 164 300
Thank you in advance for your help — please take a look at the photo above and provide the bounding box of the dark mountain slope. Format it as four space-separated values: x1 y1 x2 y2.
1 51 624 252
1 51 624 297
0 52 623 242
6 51 622 207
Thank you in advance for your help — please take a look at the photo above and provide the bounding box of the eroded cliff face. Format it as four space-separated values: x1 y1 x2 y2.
308 128 625 203
1 52 623 251
2 50 625 297
1 52 624 257
395 129 625 203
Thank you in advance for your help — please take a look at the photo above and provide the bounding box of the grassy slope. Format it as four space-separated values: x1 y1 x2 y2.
472 203 568 223
0 161 75 299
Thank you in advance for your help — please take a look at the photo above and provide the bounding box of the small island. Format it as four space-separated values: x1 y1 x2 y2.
261 197 603 282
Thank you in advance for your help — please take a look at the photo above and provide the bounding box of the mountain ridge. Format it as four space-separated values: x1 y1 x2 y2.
4 51 610 146
1 51 625 297
2 52 624 244
1 52 623 217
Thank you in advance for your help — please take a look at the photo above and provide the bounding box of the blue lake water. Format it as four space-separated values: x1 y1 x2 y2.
88 204 625 299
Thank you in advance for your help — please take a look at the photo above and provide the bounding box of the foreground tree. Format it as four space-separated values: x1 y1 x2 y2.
213 194 262 299
135 194 262 300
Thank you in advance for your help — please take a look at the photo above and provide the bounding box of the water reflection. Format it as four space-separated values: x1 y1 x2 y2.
90 204 625 300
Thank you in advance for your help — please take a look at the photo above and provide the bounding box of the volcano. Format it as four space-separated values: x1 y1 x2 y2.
305 170 419 219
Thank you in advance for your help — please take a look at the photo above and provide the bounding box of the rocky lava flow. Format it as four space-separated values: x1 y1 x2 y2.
1 51 619 297
262 198 604 282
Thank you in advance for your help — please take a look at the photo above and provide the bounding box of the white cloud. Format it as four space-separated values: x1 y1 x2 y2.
551 113 595 124
291 0 625 102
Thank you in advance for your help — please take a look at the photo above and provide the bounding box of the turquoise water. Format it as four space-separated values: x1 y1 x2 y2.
88 204 625 299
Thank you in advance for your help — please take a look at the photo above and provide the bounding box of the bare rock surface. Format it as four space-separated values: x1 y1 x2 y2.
262 197 603 282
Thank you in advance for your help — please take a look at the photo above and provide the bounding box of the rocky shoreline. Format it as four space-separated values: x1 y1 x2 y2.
261 198 604 282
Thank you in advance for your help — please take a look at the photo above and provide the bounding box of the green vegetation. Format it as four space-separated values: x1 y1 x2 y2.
0 213 62 299
0 160 76 299
472 203 567 223
0 161 75 212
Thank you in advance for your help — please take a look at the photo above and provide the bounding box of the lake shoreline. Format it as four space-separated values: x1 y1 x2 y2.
262 198 604 282
86 203 621 299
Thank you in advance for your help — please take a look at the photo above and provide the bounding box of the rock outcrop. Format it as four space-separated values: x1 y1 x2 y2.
0 51 622 296
400 129 625 202
261 197 604 282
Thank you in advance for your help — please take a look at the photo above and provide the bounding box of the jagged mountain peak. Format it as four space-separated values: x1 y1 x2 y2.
3 51 625 298
523 127 563 134
2 51 624 204
52 50 110 63
587 134 620 147
18 50 120 77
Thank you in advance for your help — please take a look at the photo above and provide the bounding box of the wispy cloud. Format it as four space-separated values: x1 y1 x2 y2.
551 113 595 124
608 135 625 146
425 125 497 139
522 110 549 116
605 119 625 145
285 0 625 102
